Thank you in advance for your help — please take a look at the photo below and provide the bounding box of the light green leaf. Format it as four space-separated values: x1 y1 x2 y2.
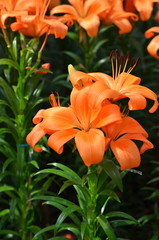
0 185 14 193
0 209 9 217
55 205 82 231
49 162 81 183
0 58 20 71
98 215 117 240
12 37 18 60
106 211 137 222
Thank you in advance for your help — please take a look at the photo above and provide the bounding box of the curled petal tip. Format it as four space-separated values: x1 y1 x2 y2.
68 64 76 75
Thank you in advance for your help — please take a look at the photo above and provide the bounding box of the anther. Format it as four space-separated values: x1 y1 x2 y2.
130 57 136 67
126 51 129 61
115 49 119 60
119 56 124 66
109 50 115 61
135 57 140 67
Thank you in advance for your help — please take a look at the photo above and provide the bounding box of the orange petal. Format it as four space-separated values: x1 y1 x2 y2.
92 103 121 128
128 94 147 111
89 72 114 88
75 129 105 166
26 123 46 152
51 4 79 17
1 10 28 28
85 0 110 15
120 133 154 154
41 107 81 130
42 18 68 39
33 109 45 124
79 14 100 37
134 0 153 21
48 128 78 154
124 85 158 113
110 139 141 170
145 26 159 39
70 86 101 130
103 116 148 140
116 72 141 89
114 18 133 34
69 71 97 88
147 35 159 59
88 81 124 109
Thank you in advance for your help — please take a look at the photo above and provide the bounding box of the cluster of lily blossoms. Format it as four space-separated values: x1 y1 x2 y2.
1 0 159 58
26 51 158 171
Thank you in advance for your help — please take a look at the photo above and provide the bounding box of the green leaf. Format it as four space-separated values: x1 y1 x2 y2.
44 201 81 226
98 215 117 240
55 205 82 232
106 211 137 222
29 160 39 169
32 225 55 239
0 77 19 114
111 219 138 227
58 180 74 195
0 209 9 217
0 58 20 71
93 39 108 53
12 37 18 60
99 189 120 203
49 163 81 183
100 159 123 191
0 185 14 192
63 51 82 64
0 230 20 237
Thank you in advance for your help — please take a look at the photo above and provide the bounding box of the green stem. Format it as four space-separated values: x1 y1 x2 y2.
87 165 98 239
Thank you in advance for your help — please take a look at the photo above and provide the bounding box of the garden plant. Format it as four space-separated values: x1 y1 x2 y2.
0 0 159 240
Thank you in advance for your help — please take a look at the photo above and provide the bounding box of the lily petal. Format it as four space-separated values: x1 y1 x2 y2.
41 107 81 130
120 133 154 154
110 138 141 170
26 123 46 152
33 109 45 124
75 129 105 166
79 14 100 37
48 128 78 154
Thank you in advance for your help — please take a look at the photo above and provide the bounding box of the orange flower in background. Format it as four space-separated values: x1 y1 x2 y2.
125 0 159 21
27 87 122 166
145 27 159 59
10 0 68 39
99 0 138 34
69 51 158 113
51 0 110 37
103 116 154 170
0 0 43 28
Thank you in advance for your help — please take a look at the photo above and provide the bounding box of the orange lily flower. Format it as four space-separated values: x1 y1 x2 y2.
103 116 154 170
145 27 159 59
125 0 159 21
99 0 138 34
51 0 110 37
26 87 122 166
10 0 68 39
69 53 158 113
0 0 43 28
26 93 60 152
